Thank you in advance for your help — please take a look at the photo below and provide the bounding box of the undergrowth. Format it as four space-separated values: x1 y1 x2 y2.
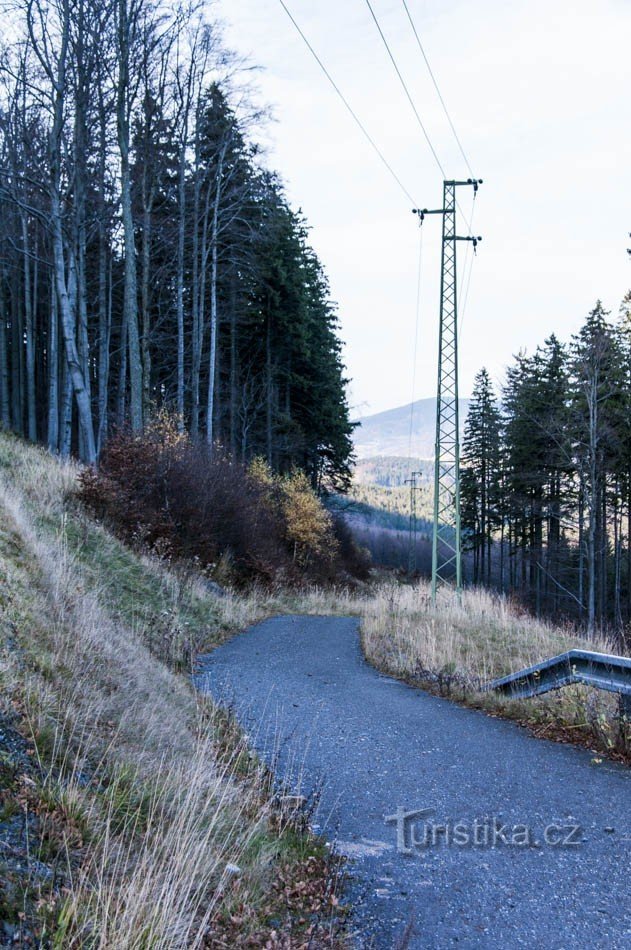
0 430 346 947
1 427 628 945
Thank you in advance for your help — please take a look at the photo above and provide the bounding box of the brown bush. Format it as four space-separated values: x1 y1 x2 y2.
78 417 370 587
162 446 290 582
78 426 289 583
247 460 372 584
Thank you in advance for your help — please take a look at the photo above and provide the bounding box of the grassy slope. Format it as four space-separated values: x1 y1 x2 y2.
0 432 343 948
1 432 627 943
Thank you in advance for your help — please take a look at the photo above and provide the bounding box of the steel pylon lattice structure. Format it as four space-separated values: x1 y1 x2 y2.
433 181 460 599
413 178 482 602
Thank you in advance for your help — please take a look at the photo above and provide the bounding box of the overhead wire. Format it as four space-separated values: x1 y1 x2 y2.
407 223 424 473
277 0 418 205
458 194 478 336
277 0 434 478
363 0 446 179
400 0 474 178
363 0 477 238
358 2 479 447
279 0 481 456
459 250 476 335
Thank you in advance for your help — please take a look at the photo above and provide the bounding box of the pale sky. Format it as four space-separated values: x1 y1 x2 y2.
219 0 631 416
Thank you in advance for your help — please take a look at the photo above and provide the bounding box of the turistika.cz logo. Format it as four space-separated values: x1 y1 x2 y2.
385 807 583 853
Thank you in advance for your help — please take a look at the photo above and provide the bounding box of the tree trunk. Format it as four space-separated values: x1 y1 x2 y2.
229 273 237 458
21 214 37 441
176 142 186 429
96 81 110 454
59 355 73 458
578 471 585 617
97 229 110 454
11 288 23 433
599 482 607 629
51 194 96 463
116 0 142 433
587 388 598 635
0 289 10 427
614 489 622 632
47 14 96 462
190 135 202 439
74 0 92 453
47 281 59 451
206 146 225 447
141 203 152 419
119 153 142 432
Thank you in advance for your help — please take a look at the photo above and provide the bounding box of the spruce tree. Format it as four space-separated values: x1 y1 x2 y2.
461 368 501 584
570 302 624 633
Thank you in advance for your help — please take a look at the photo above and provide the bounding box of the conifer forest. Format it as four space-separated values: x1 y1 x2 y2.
2 0 630 641
462 297 631 637
0 1 629 945
0 0 354 488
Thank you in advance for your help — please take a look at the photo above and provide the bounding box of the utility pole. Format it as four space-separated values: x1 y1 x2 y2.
413 179 482 603
405 470 422 575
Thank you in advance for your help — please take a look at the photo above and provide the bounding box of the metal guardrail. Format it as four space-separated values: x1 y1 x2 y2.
486 649 631 718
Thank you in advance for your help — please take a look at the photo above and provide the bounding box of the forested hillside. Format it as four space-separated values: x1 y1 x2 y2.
354 455 432 488
462 298 631 637
354 398 469 459
0 0 353 488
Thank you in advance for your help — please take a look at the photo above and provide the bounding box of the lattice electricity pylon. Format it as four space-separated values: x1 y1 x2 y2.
413 179 482 602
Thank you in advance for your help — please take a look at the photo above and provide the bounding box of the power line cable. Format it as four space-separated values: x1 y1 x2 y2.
363 0 446 179
400 0 474 177
278 0 417 205
363 0 477 240
459 250 475 335
407 223 424 470
458 195 477 335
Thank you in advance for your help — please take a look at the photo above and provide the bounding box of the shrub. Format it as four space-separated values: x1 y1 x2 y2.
78 422 291 584
282 470 338 565
78 419 369 586
248 460 339 573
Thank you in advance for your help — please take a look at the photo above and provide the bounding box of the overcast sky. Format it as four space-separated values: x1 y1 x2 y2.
219 0 630 416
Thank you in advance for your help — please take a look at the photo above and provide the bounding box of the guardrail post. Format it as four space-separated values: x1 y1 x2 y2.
620 693 631 724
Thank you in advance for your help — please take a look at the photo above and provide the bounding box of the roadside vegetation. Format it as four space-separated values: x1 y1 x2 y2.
2 427 629 943
0 431 345 947
77 415 370 589
359 582 631 762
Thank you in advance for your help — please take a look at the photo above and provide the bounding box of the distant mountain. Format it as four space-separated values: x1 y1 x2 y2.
353 397 470 460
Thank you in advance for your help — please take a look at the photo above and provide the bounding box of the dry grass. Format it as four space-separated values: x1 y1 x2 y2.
0 432 343 947
360 582 616 681
359 580 630 759
2 427 627 943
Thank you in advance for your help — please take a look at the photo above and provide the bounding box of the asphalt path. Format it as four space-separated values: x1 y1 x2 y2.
196 615 631 949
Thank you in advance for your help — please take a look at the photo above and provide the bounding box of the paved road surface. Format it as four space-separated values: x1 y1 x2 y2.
196 616 631 949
